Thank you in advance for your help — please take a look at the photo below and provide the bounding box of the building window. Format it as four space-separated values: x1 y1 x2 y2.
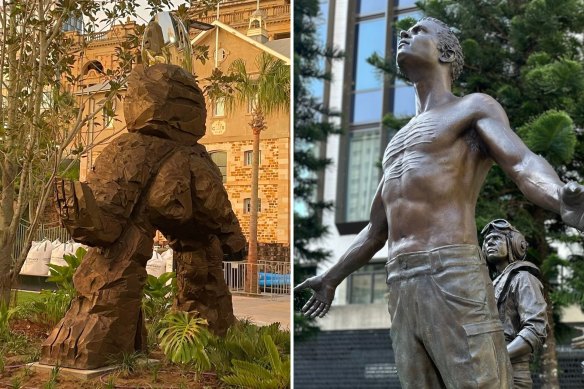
213 97 225 117
243 150 261 166
346 128 381 221
356 0 387 16
351 15 387 125
83 60 104 76
210 151 227 183
348 262 387 304
336 2 422 232
247 96 258 114
243 198 261 213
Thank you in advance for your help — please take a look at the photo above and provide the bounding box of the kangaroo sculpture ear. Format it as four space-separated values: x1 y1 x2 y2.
439 49 456 64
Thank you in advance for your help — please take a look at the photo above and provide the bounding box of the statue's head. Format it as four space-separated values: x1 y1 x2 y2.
124 64 206 145
396 17 464 84
482 219 528 266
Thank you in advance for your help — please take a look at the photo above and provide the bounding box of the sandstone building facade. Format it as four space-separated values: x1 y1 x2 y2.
64 1 290 261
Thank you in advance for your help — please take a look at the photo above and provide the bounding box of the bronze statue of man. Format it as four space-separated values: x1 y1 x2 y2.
295 17 584 388
482 219 547 389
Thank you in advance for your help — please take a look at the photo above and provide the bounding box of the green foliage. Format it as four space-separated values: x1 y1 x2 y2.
550 255 584 310
143 271 176 347
143 272 175 309
518 110 576 166
0 302 19 340
158 311 212 370
43 365 60 389
11 376 23 389
221 334 290 389
111 351 145 377
47 247 86 292
21 247 86 326
207 320 290 376
26 289 72 327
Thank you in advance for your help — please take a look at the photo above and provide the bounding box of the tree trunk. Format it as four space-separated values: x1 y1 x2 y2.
541 287 560 389
0 247 12 306
531 208 560 389
245 120 261 294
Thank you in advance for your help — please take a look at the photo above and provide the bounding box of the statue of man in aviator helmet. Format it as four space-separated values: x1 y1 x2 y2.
482 219 547 389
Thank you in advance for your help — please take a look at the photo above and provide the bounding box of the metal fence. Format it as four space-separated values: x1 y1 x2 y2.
13 222 71 260
223 260 291 296
16 223 291 297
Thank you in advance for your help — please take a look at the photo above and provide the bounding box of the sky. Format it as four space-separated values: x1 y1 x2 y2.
87 0 190 32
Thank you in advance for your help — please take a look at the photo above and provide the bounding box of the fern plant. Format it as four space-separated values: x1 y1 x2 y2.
208 320 290 375
221 334 290 389
158 311 212 370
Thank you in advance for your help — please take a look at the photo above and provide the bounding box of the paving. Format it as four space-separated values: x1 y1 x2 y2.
232 294 290 329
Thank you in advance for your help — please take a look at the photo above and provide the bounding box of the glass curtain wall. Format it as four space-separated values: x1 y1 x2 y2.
345 1 387 222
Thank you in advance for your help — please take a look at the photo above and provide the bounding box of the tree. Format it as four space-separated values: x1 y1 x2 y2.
371 0 584 385
0 0 180 305
209 52 290 293
293 0 341 339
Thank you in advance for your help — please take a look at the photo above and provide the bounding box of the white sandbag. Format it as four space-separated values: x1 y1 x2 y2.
20 239 53 276
161 249 174 273
146 250 165 277
50 239 78 267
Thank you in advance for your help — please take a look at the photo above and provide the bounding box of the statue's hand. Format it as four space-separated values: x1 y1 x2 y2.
294 275 336 319
560 182 584 231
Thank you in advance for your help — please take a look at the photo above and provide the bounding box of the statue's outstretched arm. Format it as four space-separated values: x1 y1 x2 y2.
295 179 388 318
55 179 123 246
474 94 584 230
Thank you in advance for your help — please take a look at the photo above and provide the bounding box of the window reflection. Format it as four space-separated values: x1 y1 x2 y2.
210 151 227 183
346 128 380 222
396 0 418 9
306 0 330 102
348 263 388 304
356 0 387 15
352 90 383 124
354 18 386 91
393 80 416 117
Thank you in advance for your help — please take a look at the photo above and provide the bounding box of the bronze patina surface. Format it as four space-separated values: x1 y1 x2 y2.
482 219 547 389
41 64 246 369
295 17 584 389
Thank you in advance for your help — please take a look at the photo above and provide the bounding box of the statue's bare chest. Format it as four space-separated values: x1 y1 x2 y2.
382 115 443 181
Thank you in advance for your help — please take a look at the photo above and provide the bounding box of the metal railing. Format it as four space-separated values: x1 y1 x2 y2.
15 223 291 296
13 222 71 259
223 260 290 296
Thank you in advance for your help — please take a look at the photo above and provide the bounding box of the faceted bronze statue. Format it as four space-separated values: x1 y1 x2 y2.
482 219 547 389
295 17 584 388
41 64 246 369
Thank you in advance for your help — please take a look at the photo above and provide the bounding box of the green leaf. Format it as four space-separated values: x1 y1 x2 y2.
518 110 576 166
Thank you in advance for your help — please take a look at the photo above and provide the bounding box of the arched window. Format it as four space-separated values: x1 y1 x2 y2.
210 151 227 183
82 60 104 76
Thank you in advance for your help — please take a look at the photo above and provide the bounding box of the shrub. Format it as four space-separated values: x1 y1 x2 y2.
221 334 290 389
158 311 212 370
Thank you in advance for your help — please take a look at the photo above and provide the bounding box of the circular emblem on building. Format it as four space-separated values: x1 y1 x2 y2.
211 120 226 135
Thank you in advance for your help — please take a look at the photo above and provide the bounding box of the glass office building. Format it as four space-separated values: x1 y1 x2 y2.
315 0 421 310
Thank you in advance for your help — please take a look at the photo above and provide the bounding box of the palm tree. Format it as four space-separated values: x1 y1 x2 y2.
225 52 290 292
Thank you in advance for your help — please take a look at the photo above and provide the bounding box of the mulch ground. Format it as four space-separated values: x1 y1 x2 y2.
1 320 224 388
